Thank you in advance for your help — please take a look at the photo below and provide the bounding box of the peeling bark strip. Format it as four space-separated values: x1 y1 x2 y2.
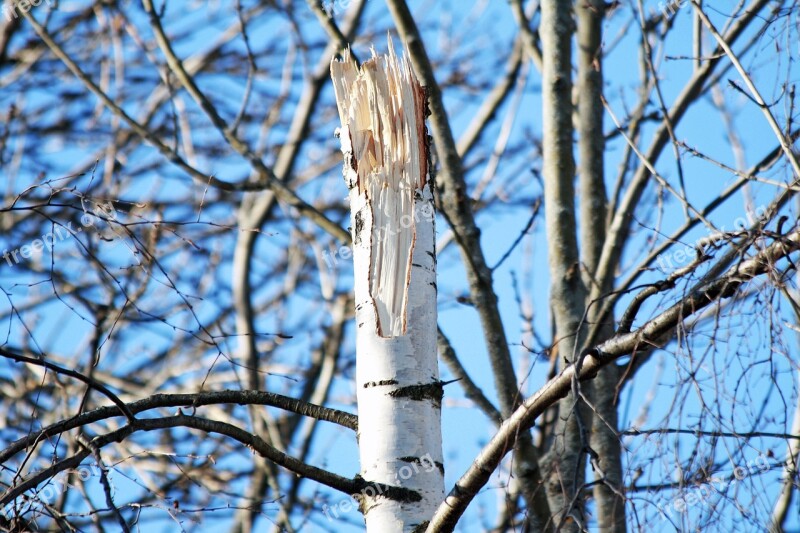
331 41 428 338
331 41 443 532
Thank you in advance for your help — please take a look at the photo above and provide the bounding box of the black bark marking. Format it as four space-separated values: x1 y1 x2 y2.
389 381 444 407
354 209 365 245
427 249 437 267
363 379 399 389
398 456 445 476
352 474 422 506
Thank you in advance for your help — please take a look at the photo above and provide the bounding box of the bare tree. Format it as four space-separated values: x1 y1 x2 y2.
0 1 798 532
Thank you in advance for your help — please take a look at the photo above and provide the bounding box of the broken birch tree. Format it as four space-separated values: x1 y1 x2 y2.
331 42 444 532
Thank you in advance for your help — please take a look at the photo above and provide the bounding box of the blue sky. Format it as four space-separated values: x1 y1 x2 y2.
1 0 799 531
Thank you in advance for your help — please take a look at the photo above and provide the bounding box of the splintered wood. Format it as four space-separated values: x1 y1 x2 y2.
331 42 429 338
330 44 442 530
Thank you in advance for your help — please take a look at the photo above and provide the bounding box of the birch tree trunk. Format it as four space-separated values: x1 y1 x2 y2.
331 42 444 532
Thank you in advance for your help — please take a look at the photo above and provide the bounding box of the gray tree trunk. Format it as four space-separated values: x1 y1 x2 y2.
540 0 586 530
577 1 627 531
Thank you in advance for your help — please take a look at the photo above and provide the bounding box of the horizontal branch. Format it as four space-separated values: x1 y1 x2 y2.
0 390 357 466
1 415 413 510
622 428 800 441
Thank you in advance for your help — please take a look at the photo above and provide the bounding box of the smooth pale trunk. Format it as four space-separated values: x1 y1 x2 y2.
331 43 444 532
540 0 585 529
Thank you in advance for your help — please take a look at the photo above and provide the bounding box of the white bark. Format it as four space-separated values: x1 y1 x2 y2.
331 42 444 532
770 366 800 531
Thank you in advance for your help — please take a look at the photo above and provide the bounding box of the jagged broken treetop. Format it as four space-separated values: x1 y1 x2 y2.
330 41 431 338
